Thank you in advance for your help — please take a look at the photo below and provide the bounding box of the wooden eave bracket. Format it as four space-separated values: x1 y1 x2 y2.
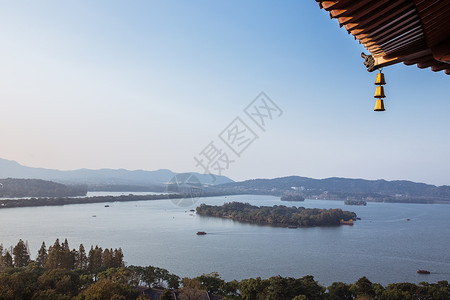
431 39 450 63
361 52 401 72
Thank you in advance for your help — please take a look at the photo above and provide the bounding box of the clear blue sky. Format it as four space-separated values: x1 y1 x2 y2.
1 1 449 185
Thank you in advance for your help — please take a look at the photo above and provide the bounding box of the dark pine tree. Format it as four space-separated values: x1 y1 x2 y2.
36 242 48 267
0 251 14 270
45 239 62 269
75 244 88 271
12 239 30 267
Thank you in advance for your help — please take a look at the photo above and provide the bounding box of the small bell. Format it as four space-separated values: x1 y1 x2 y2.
374 85 385 98
374 99 385 111
374 72 386 85
372 69 387 111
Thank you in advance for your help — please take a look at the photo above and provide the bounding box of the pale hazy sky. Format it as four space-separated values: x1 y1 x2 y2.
1 1 449 185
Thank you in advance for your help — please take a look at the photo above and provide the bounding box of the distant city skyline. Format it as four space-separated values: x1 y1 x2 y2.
1 1 449 186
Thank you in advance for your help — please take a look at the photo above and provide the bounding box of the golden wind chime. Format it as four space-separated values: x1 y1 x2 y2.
374 69 386 111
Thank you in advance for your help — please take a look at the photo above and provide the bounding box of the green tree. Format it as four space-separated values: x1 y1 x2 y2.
327 282 352 300
167 273 181 290
36 242 48 267
102 248 114 268
88 245 103 275
160 289 174 300
261 275 324 300
76 279 138 300
45 239 62 269
37 268 81 297
113 248 125 268
350 277 375 299
180 278 205 300
126 265 144 287
142 266 157 287
223 279 239 296
61 240 76 270
43 239 75 270
12 239 30 267
98 267 136 285
295 275 325 300
32 289 70 300
0 251 14 270
75 244 88 270
62 238 70 252
0 263 43 299
264 275 291 300
372 283 385 299
239 277 269 300
427 281 450 300
195 272 225 294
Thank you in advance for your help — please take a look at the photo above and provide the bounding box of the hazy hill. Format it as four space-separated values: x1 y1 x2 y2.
217 176 450 203
0 178 87 198
0 158 233 186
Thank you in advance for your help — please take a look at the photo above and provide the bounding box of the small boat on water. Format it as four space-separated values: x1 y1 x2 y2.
417 269 430 274
196 231 207 235
406 218 410 221
287 225 298 229
105 205 110 207
190 209 195 212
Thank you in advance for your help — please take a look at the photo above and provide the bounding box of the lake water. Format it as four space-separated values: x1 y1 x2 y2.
0 194 449 286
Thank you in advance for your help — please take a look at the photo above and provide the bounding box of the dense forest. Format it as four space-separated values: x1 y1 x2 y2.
196 202 357 227
0 239 448 299
0 178 87 198
0 239 178 299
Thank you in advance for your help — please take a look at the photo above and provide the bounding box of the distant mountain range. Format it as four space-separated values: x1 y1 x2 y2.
0 158 233 187
2 158 450 203
216 176 450 203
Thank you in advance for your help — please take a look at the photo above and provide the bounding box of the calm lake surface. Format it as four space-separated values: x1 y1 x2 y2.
0 194 449 286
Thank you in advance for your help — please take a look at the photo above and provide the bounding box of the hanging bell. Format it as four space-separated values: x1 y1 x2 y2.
374 72 386 85
372 69 387 111
374 99 385 111
374 85 385 98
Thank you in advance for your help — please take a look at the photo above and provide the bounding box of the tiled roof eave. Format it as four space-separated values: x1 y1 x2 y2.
316 0 450 75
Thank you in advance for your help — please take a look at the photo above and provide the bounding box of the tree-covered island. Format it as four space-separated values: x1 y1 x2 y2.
344 200 367 206
0 191 233 209
196 202 357 227
281 193 305 202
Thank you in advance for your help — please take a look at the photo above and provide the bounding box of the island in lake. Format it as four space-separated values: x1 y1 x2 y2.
344 200 367 206
280 193 305 202
196 202 356 227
